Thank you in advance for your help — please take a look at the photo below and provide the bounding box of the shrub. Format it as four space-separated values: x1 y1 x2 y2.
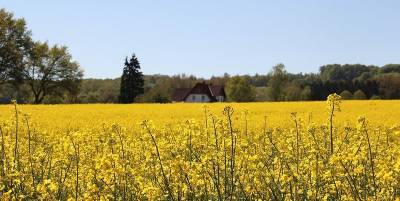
353 90 367 100
339 90 353 100
370 95 381 100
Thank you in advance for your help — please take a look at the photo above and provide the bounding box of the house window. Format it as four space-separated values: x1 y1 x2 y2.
201 95 205 101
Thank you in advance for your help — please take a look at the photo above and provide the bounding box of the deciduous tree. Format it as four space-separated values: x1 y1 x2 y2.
268 63 287 101
226 76 256 102
25 42 83 103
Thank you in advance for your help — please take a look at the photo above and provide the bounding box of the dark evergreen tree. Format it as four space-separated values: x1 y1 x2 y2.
119 54 144 103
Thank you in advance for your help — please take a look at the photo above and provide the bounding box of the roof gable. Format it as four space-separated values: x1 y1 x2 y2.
183 83 216 101
171 82 226 102
210 85 226 97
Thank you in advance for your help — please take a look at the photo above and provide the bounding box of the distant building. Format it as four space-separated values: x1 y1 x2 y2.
171 82 226 103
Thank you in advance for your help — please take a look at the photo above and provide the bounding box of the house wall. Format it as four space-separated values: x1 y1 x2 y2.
216 96 224 102
185 94 211 102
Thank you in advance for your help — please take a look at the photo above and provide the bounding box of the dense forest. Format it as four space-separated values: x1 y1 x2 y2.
1 8 400 104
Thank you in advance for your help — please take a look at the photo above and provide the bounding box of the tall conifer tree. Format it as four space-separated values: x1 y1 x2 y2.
119 54 144 103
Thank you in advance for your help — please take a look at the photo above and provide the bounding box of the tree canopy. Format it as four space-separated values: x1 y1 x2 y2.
26 42 83 103
0 8 33 86
226 76 256 102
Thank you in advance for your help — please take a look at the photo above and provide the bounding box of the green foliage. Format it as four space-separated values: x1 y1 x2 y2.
254 87 270 101
78 78 120 103
0 8 83 104
374 73 400 99
284 84 303 101
26 42 83 103
0 82 31 103
226 76 256 102
300 86 312 100
353 90 367 100
320 64 377 82
210 73 230 86
379 64 400 74
119 54 144 103
339 90 353 100
0 8 33 86
268 63 287 101
370 95 381 100
137 82 171 103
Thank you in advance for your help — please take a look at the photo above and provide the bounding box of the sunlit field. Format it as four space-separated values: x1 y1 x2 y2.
1 100 400 129
0 97 399 200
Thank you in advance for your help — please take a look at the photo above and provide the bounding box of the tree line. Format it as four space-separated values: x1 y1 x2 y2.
70 62 400 103
12 61 394 104
2 8 400 104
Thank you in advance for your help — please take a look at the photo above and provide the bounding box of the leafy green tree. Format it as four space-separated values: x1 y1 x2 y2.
374 73 400 99
339 90 353 100
226 76 256 102
119 54 144 103
300 86 312 100
25 42 83 103
0 9 33 87
353 90 367 100
284 84 302 101
137 81 172 103
268 63 287 101
153 93 170 103
254 87 269 101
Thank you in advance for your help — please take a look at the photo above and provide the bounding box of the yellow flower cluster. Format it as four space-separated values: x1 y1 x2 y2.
0 97 399 200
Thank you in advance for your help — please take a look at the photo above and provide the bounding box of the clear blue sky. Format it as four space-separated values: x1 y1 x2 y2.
1 1 399 78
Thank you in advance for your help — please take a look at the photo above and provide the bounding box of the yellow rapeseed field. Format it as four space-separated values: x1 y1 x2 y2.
0 95 399 200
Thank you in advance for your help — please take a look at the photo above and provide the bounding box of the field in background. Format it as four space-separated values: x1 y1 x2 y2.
1 100 400 130
0 99 399 199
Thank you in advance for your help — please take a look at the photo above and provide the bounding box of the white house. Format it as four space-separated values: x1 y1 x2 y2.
171 82 226 103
